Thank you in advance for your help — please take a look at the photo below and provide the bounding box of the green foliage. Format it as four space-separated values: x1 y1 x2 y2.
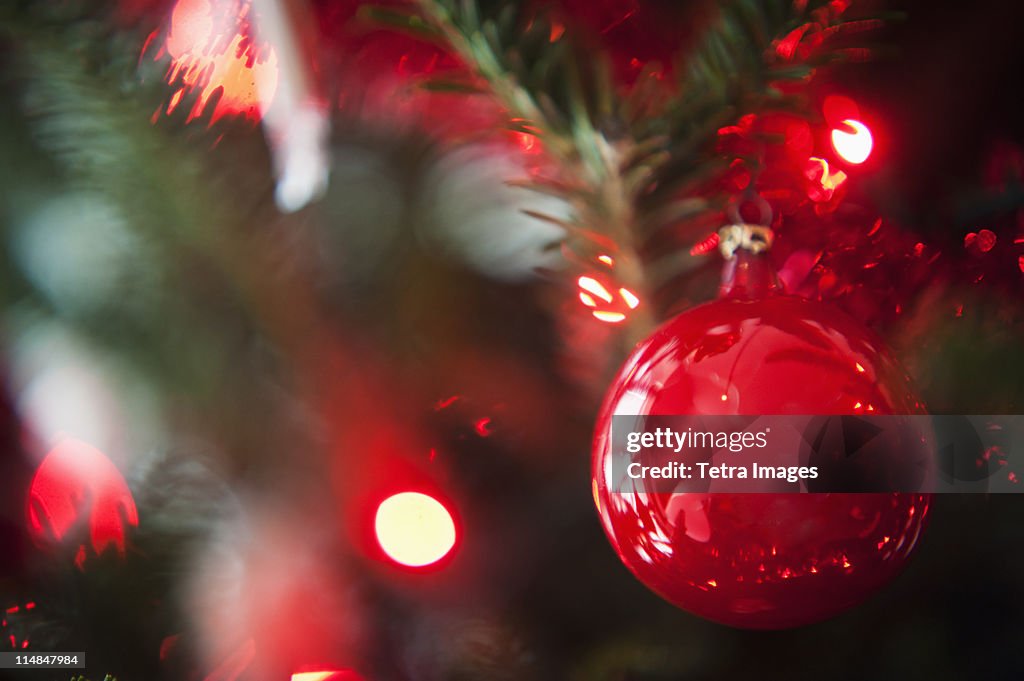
408 0 867 189
0 0 317 473
643 0 823 203
403 0 885 325
412 0 616 177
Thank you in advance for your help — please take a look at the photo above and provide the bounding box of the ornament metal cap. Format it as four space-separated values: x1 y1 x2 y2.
717 194 780 299
717 223 775 259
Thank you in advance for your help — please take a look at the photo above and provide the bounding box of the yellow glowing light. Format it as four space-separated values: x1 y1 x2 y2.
579 292 598 308
515 132 537 152
831 119 873 165
597 254 614 266
592 311 626 323
578 276 613 303
855 362 865 373
158 0 279 125
292 674 337 681
720 394 728 402
809 157 847 191
375 492 456 567
619 288 640 309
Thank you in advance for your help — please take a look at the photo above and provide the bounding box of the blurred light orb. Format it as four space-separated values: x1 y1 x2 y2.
291 672 362 681
27 438 139 558
14 194 141 316
425 144 568 281
831 119 873 165
19 361 118 456
157 0 278 124
577 275 640 324
374 492 456 567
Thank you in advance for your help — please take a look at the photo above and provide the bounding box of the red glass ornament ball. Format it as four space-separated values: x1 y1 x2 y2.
592 295 931 629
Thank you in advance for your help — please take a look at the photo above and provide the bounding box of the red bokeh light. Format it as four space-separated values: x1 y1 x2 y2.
966 229 998 254
689 232 721 256
27 438 138 560
2 601 32 650
822 95 861 127
976 229 997 253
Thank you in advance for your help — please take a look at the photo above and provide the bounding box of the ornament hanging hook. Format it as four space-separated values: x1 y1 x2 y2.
720 192 774 260
725 190 773 227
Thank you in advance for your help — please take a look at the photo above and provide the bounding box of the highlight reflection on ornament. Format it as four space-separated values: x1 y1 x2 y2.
2 601 34 650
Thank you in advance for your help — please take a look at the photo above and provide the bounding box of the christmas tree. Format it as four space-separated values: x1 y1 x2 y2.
1 0 1024 679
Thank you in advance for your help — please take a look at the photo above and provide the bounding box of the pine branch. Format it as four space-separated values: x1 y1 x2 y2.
408 0 885 330
0 3 336 477
412 1 603 175
7 27 254 401
411 0 663 342
637 0 838 207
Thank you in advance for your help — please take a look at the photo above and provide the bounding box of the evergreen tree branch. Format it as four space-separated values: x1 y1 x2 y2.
637 0 838 207
0 2 335 471
413 0 661 342
412 0 885 329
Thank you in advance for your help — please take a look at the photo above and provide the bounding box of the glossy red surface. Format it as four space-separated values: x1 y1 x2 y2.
592 295 931 628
